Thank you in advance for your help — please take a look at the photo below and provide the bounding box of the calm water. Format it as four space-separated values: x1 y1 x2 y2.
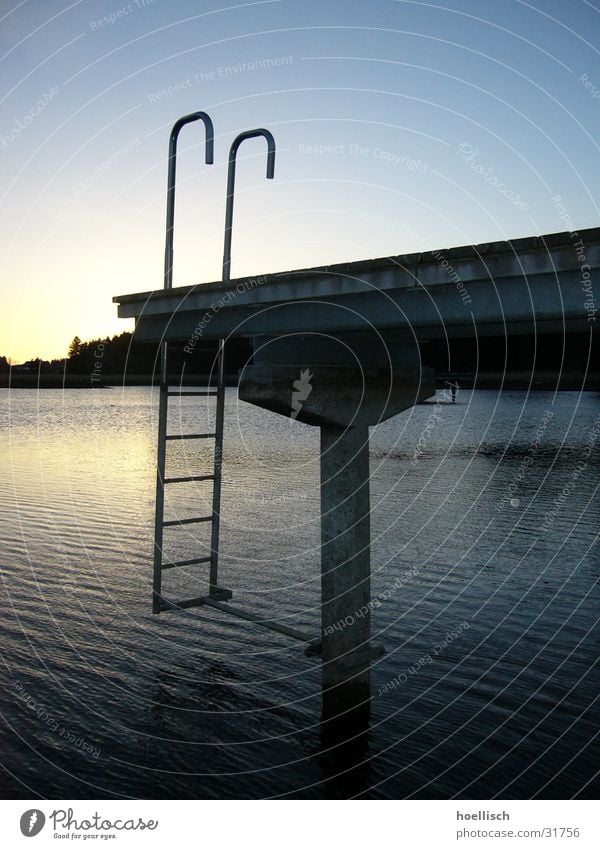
0 387 598 799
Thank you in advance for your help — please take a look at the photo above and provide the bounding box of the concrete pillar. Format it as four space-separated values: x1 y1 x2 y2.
239 350 435 725
320 423 373 723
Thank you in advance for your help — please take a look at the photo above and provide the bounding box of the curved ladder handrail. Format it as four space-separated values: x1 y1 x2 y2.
222 128 275 285
164 111 214 290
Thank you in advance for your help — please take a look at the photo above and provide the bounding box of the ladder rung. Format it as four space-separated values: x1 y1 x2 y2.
163 515 212 527
165 433 216 440
168 390 217 397
164 475 215 484
161 556 212 571
160 595 207 611
158 587 232 611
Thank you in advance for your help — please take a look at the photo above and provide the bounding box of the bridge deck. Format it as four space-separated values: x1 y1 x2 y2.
114 227 598 342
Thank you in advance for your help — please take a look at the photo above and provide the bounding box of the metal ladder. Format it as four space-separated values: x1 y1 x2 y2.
151 115 321 652
152 118 277 615
152 112 229 612
153 345 229 613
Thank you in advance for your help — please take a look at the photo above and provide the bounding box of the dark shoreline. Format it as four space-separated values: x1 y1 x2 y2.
2 370 598 390
0 374 241 389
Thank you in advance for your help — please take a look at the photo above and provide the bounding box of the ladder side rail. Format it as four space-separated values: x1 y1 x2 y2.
222 128 275 285
208 128 276 594
152 343 169 613
153 111 214 614
165 112 214 290
209 341 225 594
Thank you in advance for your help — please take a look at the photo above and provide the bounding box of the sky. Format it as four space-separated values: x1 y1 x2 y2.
1 0 599 362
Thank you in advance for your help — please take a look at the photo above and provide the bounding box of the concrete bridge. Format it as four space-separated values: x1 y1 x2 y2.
115 226 598 725
117 226 598 343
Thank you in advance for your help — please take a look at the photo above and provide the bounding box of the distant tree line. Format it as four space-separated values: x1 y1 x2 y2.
65 332 161 375
4 329 595 386
0 354 66 373
2 332 252 378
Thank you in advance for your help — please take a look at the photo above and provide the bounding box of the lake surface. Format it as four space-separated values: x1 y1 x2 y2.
0 387 598 799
